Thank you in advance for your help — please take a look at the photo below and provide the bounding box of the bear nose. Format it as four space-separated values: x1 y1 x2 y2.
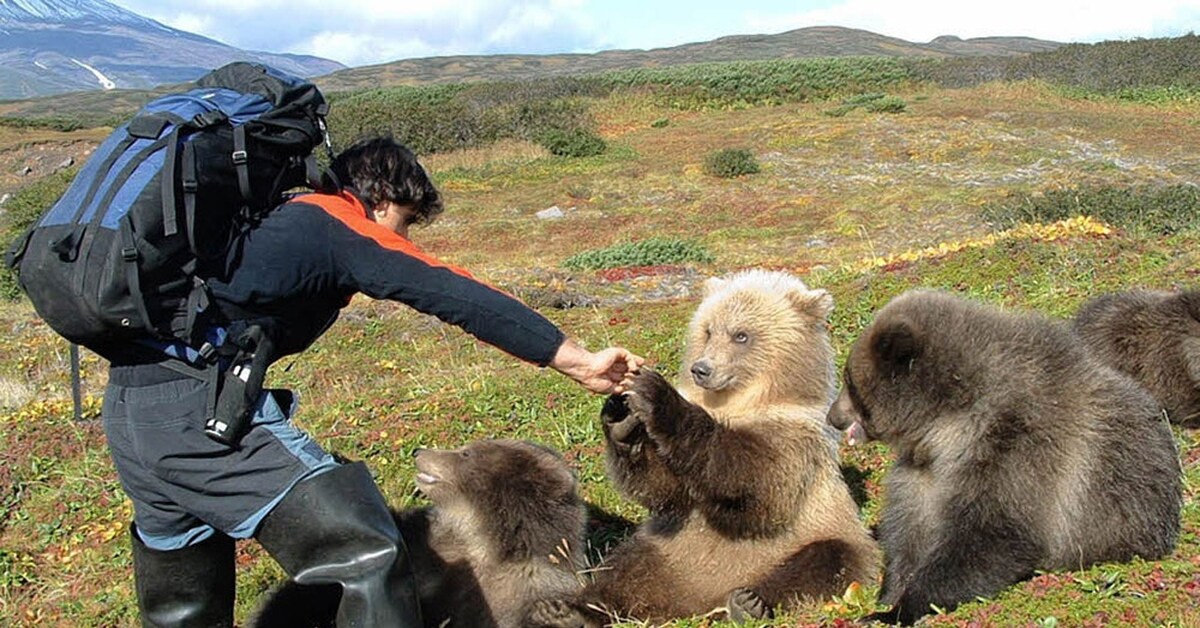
690 360 712 383
412 447 425 458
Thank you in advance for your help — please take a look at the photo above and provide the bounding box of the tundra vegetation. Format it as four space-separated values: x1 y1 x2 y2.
1 35 1199 626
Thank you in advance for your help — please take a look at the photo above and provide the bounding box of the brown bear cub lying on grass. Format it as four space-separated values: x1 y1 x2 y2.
253 439 587 628
1073 287 1200 427
531 270 879 627
828 289 1182 625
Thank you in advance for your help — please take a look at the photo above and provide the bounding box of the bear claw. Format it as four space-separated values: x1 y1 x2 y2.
527 598 590 628
727 587 772 622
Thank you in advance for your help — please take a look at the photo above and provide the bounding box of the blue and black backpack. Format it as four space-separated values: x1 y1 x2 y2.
6 61 334 361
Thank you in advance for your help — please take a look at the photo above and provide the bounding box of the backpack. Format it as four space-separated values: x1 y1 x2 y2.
6 61 333 361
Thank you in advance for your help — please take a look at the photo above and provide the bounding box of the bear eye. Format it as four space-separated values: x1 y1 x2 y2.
732 331 750 344
460 450 472 458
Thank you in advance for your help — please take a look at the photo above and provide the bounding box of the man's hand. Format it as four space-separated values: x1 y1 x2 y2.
550 338 644 395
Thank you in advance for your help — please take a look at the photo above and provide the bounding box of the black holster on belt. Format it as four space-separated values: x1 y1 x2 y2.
204 324 275 447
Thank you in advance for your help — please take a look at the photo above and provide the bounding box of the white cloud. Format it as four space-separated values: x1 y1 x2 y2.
113 0 604 65
162 13 216 40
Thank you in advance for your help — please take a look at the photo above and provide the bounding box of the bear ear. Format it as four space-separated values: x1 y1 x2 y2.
870 316 923 369
787 288 834 320
703 276 728 298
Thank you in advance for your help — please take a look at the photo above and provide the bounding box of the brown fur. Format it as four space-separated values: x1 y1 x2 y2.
254 439 588 628
1073 287 1200 427
532 270 879 626
828 289 1182 624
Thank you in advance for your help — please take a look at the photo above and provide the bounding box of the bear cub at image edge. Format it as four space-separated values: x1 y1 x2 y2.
828 288 1182 625
1073 287 1200 427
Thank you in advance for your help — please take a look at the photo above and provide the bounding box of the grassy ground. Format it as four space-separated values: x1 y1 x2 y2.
1 81 1199 626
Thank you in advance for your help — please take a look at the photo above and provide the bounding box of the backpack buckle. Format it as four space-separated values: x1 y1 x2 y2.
120 246 138 262
231 150 248 165
197 341 217 362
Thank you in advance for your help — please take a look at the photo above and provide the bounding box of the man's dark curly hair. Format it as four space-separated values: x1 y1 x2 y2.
331 136 444 226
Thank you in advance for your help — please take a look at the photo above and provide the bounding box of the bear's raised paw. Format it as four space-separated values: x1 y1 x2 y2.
623 369 684 437
601 394 645 449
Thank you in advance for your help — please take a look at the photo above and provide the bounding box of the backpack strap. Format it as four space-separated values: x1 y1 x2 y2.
177 110 229 253
160 127 181 237
181 141 200 255
183 276 212 348
118 218 155 335
232 124 252 207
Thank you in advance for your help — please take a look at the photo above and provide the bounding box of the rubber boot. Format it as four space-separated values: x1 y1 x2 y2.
256 462 423 628
129 524 236 628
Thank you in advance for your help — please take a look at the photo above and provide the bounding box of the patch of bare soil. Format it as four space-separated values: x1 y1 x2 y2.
0 139 96 199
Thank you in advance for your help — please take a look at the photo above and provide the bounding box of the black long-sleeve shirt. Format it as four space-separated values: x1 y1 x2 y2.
205 190 566 364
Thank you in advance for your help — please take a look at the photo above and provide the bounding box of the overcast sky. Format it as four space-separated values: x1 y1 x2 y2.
110 0 1200 68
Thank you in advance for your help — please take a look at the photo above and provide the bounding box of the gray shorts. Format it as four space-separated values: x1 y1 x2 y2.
103 364 338 550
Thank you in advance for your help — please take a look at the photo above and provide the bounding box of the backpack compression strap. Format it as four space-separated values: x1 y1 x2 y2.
233 125 252 210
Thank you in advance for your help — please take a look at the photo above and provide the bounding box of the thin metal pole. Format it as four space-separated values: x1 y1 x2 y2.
70 342 82 421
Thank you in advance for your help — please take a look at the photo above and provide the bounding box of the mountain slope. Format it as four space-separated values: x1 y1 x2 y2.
0 0 345 100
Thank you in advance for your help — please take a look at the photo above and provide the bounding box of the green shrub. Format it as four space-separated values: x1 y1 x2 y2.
842 92 886 107
562 237 715 271
536 128 607 158
865 95 907 113
0 116 86 132
650 117 670 128
981 184 1200 235
703 148 760 178
0 168 78 300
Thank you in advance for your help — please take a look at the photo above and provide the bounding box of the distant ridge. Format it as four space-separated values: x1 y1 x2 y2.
313 26 1062 92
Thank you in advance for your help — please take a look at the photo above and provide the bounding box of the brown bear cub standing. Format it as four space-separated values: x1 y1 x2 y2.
532 270 879 627
827 289 1182 625
1073 287 1200 427
253 439 588 628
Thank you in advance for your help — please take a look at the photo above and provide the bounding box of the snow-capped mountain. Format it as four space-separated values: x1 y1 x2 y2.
0 0 345 100
0 0 157 26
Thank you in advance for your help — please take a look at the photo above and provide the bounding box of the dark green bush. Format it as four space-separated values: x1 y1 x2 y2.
981 184 1200 235
562 237 715 271
650 117 670 128
536 128 607 158
865 95 907 113
703 148 760 178
0 168 77 300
